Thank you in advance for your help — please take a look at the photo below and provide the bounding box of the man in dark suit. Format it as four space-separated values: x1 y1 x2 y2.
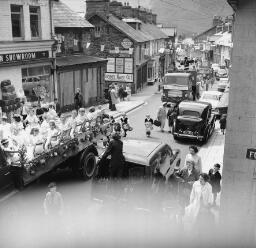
209 163 222 206
101 132 125 180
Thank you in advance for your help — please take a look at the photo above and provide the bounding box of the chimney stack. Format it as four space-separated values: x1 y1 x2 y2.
86 0 110 19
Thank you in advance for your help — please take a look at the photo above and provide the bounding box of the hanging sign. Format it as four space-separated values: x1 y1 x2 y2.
105 73 133 83
121 38 133 49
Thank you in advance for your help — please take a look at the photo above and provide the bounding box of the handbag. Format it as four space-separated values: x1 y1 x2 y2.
153 119 161 127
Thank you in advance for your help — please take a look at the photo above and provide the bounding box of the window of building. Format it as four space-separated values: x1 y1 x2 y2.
30 6 41 38
22 66 51 102
11 5 24 38
95 26 101 38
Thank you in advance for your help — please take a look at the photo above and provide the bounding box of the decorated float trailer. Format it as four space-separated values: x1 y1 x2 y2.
0 121 103 190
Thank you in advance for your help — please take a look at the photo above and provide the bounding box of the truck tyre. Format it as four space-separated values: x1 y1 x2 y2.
79 152 96 180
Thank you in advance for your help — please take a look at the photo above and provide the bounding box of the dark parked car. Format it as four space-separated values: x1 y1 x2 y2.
173 101 216 143
93 139 181 203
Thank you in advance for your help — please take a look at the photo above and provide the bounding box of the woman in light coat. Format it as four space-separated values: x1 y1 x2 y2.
184 173 213 233
157 103 167 132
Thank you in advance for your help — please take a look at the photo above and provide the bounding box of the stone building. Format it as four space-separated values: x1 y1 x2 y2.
52 0 107 108
86 0 169 93
220 0 256 246
0 0 55 103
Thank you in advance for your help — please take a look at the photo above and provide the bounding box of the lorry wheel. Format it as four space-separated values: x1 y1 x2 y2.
79 152 96 180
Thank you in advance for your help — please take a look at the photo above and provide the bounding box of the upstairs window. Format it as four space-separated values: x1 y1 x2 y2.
11 5 24 38
30 6 40 38
95 26 101 38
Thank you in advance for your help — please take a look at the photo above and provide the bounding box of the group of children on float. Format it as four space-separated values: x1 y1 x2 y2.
0 102 132 163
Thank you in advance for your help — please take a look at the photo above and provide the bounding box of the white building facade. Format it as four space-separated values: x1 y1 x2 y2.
0 0 55 104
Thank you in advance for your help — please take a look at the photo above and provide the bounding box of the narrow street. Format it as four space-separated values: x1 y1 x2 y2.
0 83 224 247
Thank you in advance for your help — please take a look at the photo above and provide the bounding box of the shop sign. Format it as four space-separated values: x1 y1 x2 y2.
246 149 256 160
124 58 133 74
0 51 49 64
121 38 133 49
105 73 133 83
107 58 115 73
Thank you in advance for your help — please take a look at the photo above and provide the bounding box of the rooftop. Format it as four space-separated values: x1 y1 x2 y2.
160 27 177 37
56 55 107 67
53 0 94 28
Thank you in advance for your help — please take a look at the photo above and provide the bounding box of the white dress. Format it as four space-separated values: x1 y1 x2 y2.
184 181 213 225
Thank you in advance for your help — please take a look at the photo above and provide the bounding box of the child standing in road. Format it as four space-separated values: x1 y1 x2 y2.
145 114 154 137
120 113 130 137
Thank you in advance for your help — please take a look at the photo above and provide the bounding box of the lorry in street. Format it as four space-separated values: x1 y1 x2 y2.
0 122 99 191
161 71 197 104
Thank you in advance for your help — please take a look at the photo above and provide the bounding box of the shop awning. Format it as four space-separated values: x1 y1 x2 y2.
56 55 108 67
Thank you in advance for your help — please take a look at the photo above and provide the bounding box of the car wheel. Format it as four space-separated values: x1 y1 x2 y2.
79 152 97 180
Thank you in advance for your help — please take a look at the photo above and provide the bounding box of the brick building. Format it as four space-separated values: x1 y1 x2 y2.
0 0 55 104
86 0 169 93
52 0 107 108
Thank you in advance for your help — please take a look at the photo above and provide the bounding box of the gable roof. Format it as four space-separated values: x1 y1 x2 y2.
53 0 94 28
88 13 149 43
141 23 169 40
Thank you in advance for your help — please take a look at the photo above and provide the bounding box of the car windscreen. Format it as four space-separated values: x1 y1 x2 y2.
152 146 174 176
164 76 188 85
180 110 201 117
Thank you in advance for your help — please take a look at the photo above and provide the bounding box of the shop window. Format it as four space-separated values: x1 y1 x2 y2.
30 6 41 38
11 5 24 38
95 26 101 38
22 66 51 102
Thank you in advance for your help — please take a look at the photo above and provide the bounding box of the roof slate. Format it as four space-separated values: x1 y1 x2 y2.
140 23 169 40
160 27 176 37
56 55 107 67
107 14 149 43
53 1 94 28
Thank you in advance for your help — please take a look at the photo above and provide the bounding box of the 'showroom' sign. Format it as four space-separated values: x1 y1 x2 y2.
0 51 49 64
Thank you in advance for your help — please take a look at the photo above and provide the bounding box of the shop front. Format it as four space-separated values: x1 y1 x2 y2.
0 49 54 114
104 48 135 94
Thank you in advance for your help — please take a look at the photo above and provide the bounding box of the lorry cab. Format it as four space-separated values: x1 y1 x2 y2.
161 72 194 103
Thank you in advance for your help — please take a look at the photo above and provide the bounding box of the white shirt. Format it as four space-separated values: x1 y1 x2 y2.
184 153 202 173
25 115 39 126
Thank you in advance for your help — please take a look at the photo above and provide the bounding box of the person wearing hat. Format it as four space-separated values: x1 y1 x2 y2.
87 106 96 121
157 103 167 132
208 163 222 206
43 182 64 216
145 114 154 137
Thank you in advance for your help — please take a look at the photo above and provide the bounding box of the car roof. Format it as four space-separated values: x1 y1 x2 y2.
164 73 191 78
179 100 211 111
123 139 164 166
201 91 223 97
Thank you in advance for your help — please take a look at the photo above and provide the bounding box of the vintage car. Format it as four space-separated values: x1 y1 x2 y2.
216 84 229 118
92 139 181 202
173 101 216 143
199 91 223 115
216 68 228 80
217 78 229 92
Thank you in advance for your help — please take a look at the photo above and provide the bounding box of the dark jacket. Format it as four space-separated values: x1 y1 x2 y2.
219 117 227 130
209 169 222 193
74 93 83 108
102 134 125 168
167 109 176 126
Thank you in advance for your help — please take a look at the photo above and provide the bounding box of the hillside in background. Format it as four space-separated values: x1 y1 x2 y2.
61 0 233 35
